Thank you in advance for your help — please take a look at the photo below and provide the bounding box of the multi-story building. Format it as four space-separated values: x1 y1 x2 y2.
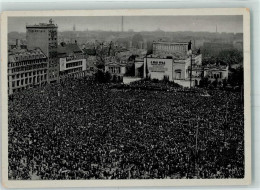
105 62 126 76
57 43 89 79
8 48 48 95
26 19 58 83
153 41 191 55
142 52 202 87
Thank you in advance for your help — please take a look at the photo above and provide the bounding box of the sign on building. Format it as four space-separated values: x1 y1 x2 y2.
60 58 66 71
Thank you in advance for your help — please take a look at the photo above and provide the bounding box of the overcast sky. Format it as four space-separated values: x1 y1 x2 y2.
8 15 243 33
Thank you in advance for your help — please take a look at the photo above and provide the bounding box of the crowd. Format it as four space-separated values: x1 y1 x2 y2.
8 77 244 180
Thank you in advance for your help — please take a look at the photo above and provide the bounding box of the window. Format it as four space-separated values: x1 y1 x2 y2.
12 82 15 87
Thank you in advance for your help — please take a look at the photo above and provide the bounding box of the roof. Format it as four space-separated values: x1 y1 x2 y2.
26 22 57 29
105 62 126 67
8 48 47 62
57 43 83 56
147 51 188 60
83 48 96 56
153 41 189 45
87 61 96 68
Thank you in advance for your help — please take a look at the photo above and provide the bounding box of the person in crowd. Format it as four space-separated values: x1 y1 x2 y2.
8 77 244 180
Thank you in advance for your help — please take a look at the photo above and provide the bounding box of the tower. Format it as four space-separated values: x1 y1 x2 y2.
26 19 58 83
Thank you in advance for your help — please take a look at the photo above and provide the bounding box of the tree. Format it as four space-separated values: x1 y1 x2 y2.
223 78 227 88
218 49 243 67
228 66 243 87
137 64 144 78
125 63 135 76
132 33 144 49
212 79 218 87
199 77 210 87
163 75 169 83
95 42 107 69
104 71 112 82
95 70 105 83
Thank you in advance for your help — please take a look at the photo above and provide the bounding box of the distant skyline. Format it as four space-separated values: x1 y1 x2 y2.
8 15 243 33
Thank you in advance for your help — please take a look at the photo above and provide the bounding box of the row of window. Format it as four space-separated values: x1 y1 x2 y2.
67 67 83 74
9 59 46 68
154 44 187 51
49 38 57 41
11 74 47 88
10 64 47 73
109 66 121 74
10 70 47 80
66 61 83 68
209 73 223 79
29 29 46 33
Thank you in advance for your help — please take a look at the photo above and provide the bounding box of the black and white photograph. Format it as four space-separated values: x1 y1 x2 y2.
1 9 251 188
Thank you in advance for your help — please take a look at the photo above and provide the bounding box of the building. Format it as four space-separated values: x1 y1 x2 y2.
142 53 202 87
134 58 144 77
105 58 126 77
183 64 229 86
153 41 191 55
8 39 27 50
8 48 48 95
57 43 89 79
204 65 229 82
26 19 59 83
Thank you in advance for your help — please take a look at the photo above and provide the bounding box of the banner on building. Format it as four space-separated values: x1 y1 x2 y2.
60 58 66 71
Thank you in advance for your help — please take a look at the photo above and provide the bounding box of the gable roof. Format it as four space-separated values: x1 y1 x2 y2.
57 43 83 56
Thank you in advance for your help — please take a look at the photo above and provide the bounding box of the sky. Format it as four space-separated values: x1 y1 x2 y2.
8 15 243 33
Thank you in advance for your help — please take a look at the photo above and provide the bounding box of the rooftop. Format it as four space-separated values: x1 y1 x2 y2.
26 19 58 28
153 41 189 45
57 43 83 57
8 48 47 62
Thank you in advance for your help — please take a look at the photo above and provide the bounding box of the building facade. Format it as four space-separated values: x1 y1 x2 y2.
153 41 191 55
204 65 229 82
58 43 89 79
105 62 126 76
8 48 48 95
142 53 202 87
26 19 59 83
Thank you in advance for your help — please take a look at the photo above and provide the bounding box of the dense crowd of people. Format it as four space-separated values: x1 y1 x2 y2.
8 77 244 180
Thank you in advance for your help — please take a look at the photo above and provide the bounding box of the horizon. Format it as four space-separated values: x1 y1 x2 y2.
8 30 242 34
8 15 243 34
